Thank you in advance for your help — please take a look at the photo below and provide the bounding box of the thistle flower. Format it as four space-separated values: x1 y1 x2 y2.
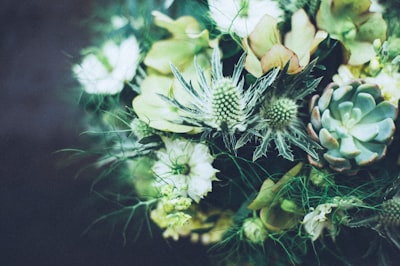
152 137 219 203
237 61 322 161
161 48 279 150
347 186 400 249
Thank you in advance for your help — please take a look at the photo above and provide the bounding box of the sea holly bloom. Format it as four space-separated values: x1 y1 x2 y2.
208 0 283 38
161 48 278 150
73 36 140 95
152 137 219 203
348 185 400 249
237 61 322 161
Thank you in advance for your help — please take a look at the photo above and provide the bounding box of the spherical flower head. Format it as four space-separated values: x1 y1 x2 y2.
237 61 321 161
243 217 268 243
210 77 245 130
152 137 219 203
208 0 283 38
261 97 298 130
379 197 400 227
165 48 278 150
73 36 140 95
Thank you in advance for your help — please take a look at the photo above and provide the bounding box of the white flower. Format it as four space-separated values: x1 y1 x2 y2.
208 0 283 38
303 197 363 241
73 36 140 95
302 203 337 241
365 69 400 106
333 64 400 106
152 137 219 202
111 16 129 29
331 65 355 85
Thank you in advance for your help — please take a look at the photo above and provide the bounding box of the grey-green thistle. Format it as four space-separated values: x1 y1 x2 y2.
160 48 279 150
236 60 322 161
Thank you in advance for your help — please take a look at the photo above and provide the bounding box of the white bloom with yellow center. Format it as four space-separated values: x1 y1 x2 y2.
208 0 283 37
73 36 140 95
152 137 219 203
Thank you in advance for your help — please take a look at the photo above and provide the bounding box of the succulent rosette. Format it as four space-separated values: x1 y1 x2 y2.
308 80 398 174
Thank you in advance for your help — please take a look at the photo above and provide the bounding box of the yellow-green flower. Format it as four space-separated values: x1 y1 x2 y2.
316 0 387 65
132 11 215 133
244 9 326 77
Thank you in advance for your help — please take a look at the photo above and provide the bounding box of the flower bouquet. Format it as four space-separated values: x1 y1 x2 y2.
71 0 400 265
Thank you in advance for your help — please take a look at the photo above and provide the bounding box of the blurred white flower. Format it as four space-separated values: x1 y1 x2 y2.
111 16 129 29
152 137 219 202
208 0 283 38
365 68 400 106
303 203 336 241
73 36 140 95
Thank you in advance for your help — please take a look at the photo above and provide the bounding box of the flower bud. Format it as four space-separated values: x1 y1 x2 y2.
243 217 268 243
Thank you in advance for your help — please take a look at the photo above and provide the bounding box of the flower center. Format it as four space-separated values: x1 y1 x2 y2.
263 98 298 130
211 78 243 130
171 163 191 176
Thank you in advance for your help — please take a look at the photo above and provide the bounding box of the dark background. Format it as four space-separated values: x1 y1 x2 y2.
0 1 208 265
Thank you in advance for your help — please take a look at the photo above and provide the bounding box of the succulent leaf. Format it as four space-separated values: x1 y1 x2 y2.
349 123 379 142
353 93 376 114
320 128 340 150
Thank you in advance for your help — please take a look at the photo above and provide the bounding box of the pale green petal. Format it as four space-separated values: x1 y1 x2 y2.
144 39 199 74
284 9 316 66
248 14 281 58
